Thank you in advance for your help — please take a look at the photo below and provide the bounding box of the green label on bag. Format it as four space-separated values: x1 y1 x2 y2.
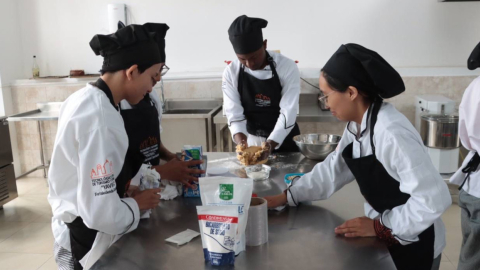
219 184 234 200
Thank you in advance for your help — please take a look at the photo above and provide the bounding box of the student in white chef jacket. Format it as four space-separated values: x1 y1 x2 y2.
47 23 169 270
223 15 300 156
115 23 204 191
450 41 480 270
265 44 451 270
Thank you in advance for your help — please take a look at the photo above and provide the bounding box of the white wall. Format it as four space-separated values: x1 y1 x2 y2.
0 0 24 86
0 0 24 176
13 0 480 78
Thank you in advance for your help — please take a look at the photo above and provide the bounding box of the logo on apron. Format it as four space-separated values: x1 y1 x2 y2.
255 94 271 107
140 136 160 162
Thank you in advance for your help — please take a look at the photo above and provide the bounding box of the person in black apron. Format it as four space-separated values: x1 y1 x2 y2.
449 41 480 270
264 44 451 270
115 23 204 189
121 94 161 167
66 78 147 270
238 51 300 152
226 15 300 155
55 23 170 270
116 22 162 171
341 100 435 269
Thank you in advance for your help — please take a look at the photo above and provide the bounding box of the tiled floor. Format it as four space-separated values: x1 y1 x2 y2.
0 177 463 270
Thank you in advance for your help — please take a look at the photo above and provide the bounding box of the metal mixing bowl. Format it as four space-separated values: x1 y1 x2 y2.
293 134 342 160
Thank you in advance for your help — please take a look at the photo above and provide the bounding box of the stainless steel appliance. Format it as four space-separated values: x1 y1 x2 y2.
420 114 460 149
415 95 460 174
0 116 17 208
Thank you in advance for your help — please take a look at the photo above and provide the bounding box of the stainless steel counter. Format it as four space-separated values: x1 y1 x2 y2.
8 102 61 121
7 102 61 178
213 103 338 125
91 152 395 270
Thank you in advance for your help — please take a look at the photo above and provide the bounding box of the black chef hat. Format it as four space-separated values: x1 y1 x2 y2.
90 23 169 72
323 44 405 99
228 15 268 54
468 41 480 70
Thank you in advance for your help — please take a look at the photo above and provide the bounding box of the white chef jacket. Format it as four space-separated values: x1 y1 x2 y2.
222 50 300 148
48 83 141 268
450 76 480 198
287 102 451 258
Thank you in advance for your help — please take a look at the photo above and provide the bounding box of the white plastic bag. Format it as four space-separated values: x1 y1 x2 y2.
199 177 253 255
138 168 161 219
197 205 238 266
139 168 160 190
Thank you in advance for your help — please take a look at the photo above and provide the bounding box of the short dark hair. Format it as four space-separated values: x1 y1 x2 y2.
100 63 154 76
321 69 377 102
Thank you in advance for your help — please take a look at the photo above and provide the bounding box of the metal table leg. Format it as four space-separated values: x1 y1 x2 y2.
227 129 233 152
216 124 224 152
38 121 47 178
16 121 49 180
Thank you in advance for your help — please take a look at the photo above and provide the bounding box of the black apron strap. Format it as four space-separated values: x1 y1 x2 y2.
458 152 480 190
238 64 244 97
237 52 280 95
266 52 281 86
369 99 383 154
91 78 118 111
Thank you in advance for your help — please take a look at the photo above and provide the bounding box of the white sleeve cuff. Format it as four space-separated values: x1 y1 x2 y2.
286 189 298 207
120 197 141 234
268 130 289 149
380 211 419 245
229 121 248 141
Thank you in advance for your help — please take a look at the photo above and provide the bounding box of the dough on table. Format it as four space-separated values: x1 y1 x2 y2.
236 143 268 165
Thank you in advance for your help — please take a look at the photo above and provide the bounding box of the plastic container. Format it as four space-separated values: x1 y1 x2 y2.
245 165 271 181
284 173 305 186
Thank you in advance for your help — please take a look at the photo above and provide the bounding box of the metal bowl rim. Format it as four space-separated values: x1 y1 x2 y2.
421 114 459 122
293 134 342 145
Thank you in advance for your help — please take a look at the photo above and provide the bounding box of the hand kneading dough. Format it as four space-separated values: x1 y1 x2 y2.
236 144 268 165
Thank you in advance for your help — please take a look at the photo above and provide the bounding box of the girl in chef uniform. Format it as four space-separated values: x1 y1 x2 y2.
450 41 480 270
265 44 451 270
47 23 169 270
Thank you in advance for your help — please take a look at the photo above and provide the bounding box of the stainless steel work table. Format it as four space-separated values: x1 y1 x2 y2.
8 102 61 178
91 152 395 270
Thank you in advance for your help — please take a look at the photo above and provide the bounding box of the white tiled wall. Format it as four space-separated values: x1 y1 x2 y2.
9 75 477 176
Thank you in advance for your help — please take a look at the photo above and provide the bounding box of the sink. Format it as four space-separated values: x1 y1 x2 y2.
163 109 212 115
164 99 222 111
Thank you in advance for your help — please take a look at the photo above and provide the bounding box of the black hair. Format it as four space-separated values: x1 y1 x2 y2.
320 69 349 93
99 63 153 76
320 69 377 102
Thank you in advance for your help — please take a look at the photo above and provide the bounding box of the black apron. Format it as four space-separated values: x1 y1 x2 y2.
341 101 435 270
238 52 300 152
120 94 162 167
65 79 140 270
